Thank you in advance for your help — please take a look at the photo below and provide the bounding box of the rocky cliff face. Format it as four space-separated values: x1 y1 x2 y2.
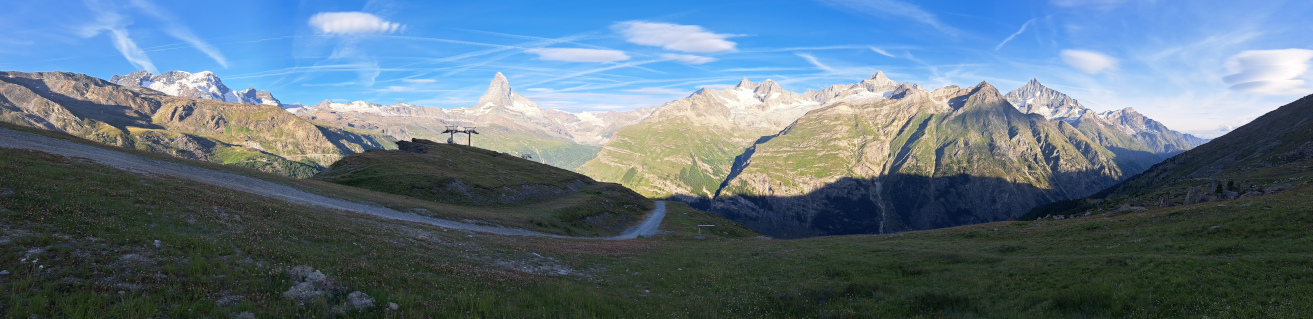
0 71 394 177
711 82 1124 237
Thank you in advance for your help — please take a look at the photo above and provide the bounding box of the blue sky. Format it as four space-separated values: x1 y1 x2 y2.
2 0 1312 137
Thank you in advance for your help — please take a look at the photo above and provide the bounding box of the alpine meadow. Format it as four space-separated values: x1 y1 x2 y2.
3 0 1313 317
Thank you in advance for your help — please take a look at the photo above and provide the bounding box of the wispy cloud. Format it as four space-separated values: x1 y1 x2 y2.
525 48 630 63
816 0 959 37
128 0 228 68
80 0 156 73
869 47 895 57
624 87 688 95
795 53 835 73
660 53 715 65
522 60 663 87
1060 49 1118 74
613 21 737 53
995 19 1034 51
401 78 436 83
1223 49 1313 95
1050 0 1128 10
308 12 404 35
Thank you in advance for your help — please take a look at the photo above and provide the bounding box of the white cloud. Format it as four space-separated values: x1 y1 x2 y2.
815 0 959 37
80 0 157 73
795 53 835 73
624 87 688 95
525 48 630 63
613 21 737 53
1223 49 1313 95
995 19 1034 51
1060 49 1118 74
661 53 715 65
401 78 436 83
308 12 404 35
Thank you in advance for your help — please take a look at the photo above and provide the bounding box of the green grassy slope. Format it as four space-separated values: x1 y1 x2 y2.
4 145 1312 317
313 139 649 236
578 117 769 199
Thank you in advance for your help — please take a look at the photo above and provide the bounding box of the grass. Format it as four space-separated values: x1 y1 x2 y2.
312 140 652 236
5 144 1313 317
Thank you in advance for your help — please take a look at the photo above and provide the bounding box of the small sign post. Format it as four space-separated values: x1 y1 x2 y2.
696 225 715 236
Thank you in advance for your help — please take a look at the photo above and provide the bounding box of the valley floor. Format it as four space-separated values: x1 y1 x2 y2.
2 137 1312 317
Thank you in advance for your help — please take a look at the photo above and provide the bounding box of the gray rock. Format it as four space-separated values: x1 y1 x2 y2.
0 270 9 275
215 294 244 307
347 291 375 309
282 266 339 301
388 302 400 311
229 311 255 319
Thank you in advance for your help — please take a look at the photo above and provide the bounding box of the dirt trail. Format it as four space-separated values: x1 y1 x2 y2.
0 127 664 239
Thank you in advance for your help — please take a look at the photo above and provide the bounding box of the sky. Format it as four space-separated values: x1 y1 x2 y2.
2 0 1312 138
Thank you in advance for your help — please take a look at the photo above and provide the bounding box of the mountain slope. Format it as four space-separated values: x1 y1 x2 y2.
313 139 651 236
577 78 820 199
6 126 1311 317
0 71 393 177
711 82 1125 237
1065 94 1313 207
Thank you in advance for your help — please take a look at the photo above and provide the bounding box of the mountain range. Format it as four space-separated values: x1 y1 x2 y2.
111 70 286 107
0 71 393 177
5 68 1210 237
291 73 652 169
579 73 1208 237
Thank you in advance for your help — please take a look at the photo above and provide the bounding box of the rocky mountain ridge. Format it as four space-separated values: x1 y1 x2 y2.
1003 79 1208 156
111 70 284 107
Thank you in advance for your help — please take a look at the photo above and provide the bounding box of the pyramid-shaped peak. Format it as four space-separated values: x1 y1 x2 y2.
970 81 1001 96
479 72 516 107
1027 78 1042 86
870 71 890 82
735 77 754 88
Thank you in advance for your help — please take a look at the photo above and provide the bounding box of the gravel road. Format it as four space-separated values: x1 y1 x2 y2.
0 127 664 240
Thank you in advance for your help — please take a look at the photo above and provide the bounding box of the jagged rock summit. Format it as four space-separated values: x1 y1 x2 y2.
1003 78 1208 156
1003 78 1089 121
110 70 283 107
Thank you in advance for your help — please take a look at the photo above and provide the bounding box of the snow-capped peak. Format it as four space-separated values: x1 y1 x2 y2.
109 70 284 107
1002 78 1088 121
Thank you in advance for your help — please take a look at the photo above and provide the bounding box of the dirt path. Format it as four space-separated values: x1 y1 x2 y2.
0 127 664 240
